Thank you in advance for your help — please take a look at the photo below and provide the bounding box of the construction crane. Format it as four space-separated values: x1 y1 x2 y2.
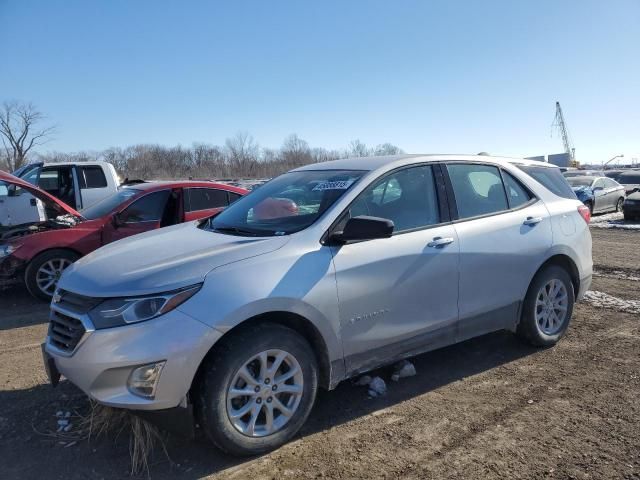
552 101 578 166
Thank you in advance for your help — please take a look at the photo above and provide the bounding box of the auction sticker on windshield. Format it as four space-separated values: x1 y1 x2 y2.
312 180 355 191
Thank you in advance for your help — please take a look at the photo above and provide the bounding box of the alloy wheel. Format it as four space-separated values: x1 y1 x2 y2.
535 279 569 335
226 349 304 437
36 258 72 296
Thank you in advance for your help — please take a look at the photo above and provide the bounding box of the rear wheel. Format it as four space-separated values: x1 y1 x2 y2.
25 249 79 301
517 265 575 347
195 323 318 456
615 197 624 212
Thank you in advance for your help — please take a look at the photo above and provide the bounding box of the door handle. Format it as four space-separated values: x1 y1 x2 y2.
427 236 454 248
523 216 543 226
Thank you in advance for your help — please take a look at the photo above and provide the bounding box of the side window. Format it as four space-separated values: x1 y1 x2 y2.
79 166 108 189
447 164 508 219
228 192 242 204
38 169 61 192
604 178 617 189
502 171 533 209
348 165 440 232
0 182 8 196
121 190 170 223
186 188 228 212
592 179 604 189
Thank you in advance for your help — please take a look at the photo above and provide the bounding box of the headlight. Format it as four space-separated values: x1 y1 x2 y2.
0 244 19 258
88 284 201 329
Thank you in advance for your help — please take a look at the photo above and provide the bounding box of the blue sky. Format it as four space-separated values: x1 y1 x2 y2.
1 0 638 165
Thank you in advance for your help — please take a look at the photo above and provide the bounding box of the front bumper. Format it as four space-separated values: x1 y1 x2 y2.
0 255 26 285
622 202 640 216
45 307 222 410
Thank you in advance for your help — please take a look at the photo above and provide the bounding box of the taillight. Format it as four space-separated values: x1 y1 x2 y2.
577 204 591 224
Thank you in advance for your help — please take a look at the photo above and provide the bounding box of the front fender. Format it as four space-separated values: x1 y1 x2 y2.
176 243 343 374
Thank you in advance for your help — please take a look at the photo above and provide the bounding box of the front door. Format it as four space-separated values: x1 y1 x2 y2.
331 164 460 374
102 189 171 244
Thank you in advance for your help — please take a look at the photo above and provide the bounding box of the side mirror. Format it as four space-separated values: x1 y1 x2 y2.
592 186 603 192
112 212 125 228
329 216 394 244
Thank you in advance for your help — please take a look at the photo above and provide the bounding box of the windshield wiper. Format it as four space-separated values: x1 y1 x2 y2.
211 226 272 237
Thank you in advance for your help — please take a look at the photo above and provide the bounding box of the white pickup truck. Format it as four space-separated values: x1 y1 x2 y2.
0 161 120 227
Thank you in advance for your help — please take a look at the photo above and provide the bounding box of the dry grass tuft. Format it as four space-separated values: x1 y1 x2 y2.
34 400 171 476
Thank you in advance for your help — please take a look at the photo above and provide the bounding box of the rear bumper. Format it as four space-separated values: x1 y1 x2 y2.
577 273 592 301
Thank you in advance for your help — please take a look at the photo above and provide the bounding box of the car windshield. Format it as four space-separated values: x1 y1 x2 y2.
566 177 594 187
208 170 365 236
80 188 140 219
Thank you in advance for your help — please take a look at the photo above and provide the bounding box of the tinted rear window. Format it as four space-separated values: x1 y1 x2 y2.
517 165 577 200
79 166 108 189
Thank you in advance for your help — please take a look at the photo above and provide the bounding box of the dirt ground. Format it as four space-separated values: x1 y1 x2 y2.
1 228 639 479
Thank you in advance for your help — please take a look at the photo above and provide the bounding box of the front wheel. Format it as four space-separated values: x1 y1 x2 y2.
517 265 575 347
25 249 79 301
195 323 318 456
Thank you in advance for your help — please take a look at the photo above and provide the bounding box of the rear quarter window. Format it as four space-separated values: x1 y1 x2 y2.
516 165 577 200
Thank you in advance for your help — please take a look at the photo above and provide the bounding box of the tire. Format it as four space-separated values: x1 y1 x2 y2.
195 323 319 456
623 212 636 222
615 197 624 212
585 201 593 215
517 265 575 347
25 249 79 301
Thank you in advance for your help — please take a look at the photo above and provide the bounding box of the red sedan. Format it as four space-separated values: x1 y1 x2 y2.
0 171 247 300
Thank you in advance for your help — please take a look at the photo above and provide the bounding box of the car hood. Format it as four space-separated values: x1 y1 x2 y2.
0 170 83 218
57 221 289 298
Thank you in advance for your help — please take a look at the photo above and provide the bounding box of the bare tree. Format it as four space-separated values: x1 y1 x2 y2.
347 139 370 157
0 101 56 171
373 143 404 156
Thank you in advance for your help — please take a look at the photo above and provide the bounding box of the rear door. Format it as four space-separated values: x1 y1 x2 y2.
184 187 230 221
444 162 553 340
102 189 171 244
77 165 110 209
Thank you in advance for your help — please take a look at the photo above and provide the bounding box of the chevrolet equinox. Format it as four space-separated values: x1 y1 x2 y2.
43 154 592 455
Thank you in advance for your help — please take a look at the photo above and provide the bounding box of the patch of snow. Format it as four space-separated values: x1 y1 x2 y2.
391 360 416 382
583 290 640 314
589 212 640 230
367 377 387 397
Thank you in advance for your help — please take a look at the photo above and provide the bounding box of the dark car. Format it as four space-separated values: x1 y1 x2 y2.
565 176 626 214
0 172 247 300
622 191 640 221
603 169 629 182
617 171 640 196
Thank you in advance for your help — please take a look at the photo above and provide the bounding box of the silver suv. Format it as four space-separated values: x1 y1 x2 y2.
43 155 592 455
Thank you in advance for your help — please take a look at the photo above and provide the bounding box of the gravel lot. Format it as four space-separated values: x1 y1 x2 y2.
1 227 639 479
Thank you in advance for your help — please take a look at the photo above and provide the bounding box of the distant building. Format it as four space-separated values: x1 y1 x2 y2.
526 153 572 167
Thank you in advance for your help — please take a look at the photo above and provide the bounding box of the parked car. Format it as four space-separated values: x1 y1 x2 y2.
43 155 592 456
0 171 247 299
622 191 640 221
603 169 628 182
565 176 625 214
563 169 605 178
3 161 120 226
616 171 640 195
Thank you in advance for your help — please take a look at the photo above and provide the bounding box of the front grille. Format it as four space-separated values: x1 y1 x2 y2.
48 311 86 353
55 289 102 314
